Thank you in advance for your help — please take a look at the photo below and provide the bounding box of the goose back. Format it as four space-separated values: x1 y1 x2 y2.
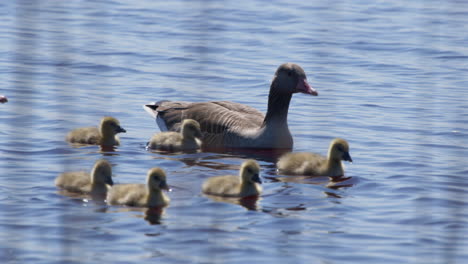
149 100 265 148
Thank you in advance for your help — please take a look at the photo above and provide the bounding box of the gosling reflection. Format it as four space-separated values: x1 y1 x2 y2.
266 174 355 191
204 194 261 211
108 207 166 225
144 207 165 225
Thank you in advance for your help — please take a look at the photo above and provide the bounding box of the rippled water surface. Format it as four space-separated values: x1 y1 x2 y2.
1 0 468 263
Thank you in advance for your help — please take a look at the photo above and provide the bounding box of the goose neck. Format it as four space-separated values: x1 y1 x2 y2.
262 87 292 127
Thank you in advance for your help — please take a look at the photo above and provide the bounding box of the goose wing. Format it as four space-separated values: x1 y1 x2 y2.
147 100 264 135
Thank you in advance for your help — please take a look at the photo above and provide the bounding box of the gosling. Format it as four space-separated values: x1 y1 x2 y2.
202 160 262 197
147 119 202 151
107 167 170 208
277 138 352 177
55 159 114 196
66 116 126 146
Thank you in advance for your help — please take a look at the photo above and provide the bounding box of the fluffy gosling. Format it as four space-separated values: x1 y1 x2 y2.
66 116 126 146
55 159 114 196
277 138 352 177
202 160 262 197
147 119 202 151
107 167 170 208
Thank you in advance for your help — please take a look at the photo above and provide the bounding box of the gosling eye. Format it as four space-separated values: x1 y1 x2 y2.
287 70 293 77
337 145 344 152
246 168 253 174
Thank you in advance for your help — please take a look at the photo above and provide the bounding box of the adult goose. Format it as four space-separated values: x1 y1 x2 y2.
144 63 317 149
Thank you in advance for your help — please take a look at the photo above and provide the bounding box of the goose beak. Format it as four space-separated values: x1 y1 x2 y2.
295 78 318 96
252 173 262 184
342 152 353 162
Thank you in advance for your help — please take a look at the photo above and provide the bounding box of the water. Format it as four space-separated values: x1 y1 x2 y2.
1 0 467 263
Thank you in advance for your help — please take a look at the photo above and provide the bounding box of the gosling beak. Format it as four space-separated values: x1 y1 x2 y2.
342 152 353 162
159 181 170 191
115 126 126 133
106 177 114 186
252 173 262 184
295 78 318 96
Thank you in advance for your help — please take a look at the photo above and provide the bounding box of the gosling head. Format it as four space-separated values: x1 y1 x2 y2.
181 119 202 139
329 138 352 162
147 167 170 191
91 159 113 186
100 116 126 137
240 160 262 184
273 63 318 96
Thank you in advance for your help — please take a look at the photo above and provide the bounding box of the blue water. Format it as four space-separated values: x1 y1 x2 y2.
1 0 468 263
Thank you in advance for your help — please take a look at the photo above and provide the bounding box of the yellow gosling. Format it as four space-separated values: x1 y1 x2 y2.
147 119 202 151
55 159 113 196
202 160 262 197
66 116 126 146
277 138 352 177
107 167 170 208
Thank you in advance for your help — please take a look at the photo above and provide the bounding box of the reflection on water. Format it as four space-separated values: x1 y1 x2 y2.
265 174 355 190
203 194 261 211
56 189 108 204
107 206 166 225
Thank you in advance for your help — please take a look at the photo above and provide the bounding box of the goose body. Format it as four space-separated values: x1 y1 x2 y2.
107 168 170 207
144 63 317 149
147 119 202 151
277 138 353 177
202 160 262 197
55 159 114 196
66 116 126 146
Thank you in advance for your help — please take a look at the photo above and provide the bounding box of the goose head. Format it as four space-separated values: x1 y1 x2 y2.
181 119 202 139
91 159 114 186
100 117 126 137
328 138 353 162
147 167 170 191
273 63 318 96
240 160 262 184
